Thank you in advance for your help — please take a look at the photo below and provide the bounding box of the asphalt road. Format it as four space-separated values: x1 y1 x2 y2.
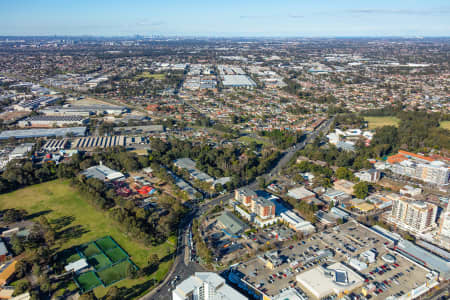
140 210 205 300
141 117 334 299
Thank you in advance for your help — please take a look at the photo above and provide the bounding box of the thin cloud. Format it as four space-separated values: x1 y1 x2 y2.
347 8 450 16
289 15 304 19
136 20 165 26
239 15 272 19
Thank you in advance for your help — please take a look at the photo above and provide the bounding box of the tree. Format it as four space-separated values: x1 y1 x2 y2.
126 263 138 279
105 286 121 300
2 209 26 223
14 260 29 279
10 235 25 255
13 280 30 296
336 167 353 180
258 176 266 189
148 253 159 267
353 182 369 199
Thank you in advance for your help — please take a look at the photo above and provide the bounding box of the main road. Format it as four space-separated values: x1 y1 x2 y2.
141 116 334 299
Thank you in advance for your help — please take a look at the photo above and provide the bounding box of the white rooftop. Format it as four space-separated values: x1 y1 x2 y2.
296 262 364 299
64 258 88 273
173 272 247 300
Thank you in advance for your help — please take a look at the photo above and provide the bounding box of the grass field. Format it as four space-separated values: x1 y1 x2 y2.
75 271 102 292
0 180 176 298
238 135 271 146
97 260 134 286
440 121 450 130
135 72 165 80
364 116 400 130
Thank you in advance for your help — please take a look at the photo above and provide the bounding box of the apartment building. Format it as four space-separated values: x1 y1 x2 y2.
234 188 277 227
390 197 437 233
251 197 276 220
388 151 449 186
354 169 381 183
235 187 257 206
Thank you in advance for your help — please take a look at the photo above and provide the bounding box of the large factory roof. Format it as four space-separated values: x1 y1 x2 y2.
0 127 86 139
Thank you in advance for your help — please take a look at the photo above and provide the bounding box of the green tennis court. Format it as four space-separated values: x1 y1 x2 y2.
97 260 135 286
80 243 102 258
88 253 111 271
95 236 117 252
105 247 128 264
75 271 102 292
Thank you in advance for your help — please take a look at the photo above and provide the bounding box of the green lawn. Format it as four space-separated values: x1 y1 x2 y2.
364 116 400 130
440 121 450 130
0 180 176 298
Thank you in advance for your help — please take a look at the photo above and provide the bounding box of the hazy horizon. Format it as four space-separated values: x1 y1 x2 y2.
1 0 449 37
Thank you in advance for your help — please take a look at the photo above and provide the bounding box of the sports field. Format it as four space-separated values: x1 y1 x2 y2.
364 116 400 130
0 180 176 298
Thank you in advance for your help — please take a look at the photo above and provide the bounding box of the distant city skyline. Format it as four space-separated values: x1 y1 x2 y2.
1 0 449 37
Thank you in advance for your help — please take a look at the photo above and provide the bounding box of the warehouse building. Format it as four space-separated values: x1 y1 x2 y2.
0 127 86 140
71 136 127 149
113 125 164 135
81 164 125 182
18 115 88 127
42 139 69 151
222 75 256 88
40 104 127 116
9 143 34 160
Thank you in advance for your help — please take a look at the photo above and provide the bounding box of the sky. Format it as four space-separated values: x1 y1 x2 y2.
0 0 449 37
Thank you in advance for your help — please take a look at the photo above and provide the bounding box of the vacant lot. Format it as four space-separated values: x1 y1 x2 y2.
364 116 400 130
440 121 450 130
0 180 176 298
